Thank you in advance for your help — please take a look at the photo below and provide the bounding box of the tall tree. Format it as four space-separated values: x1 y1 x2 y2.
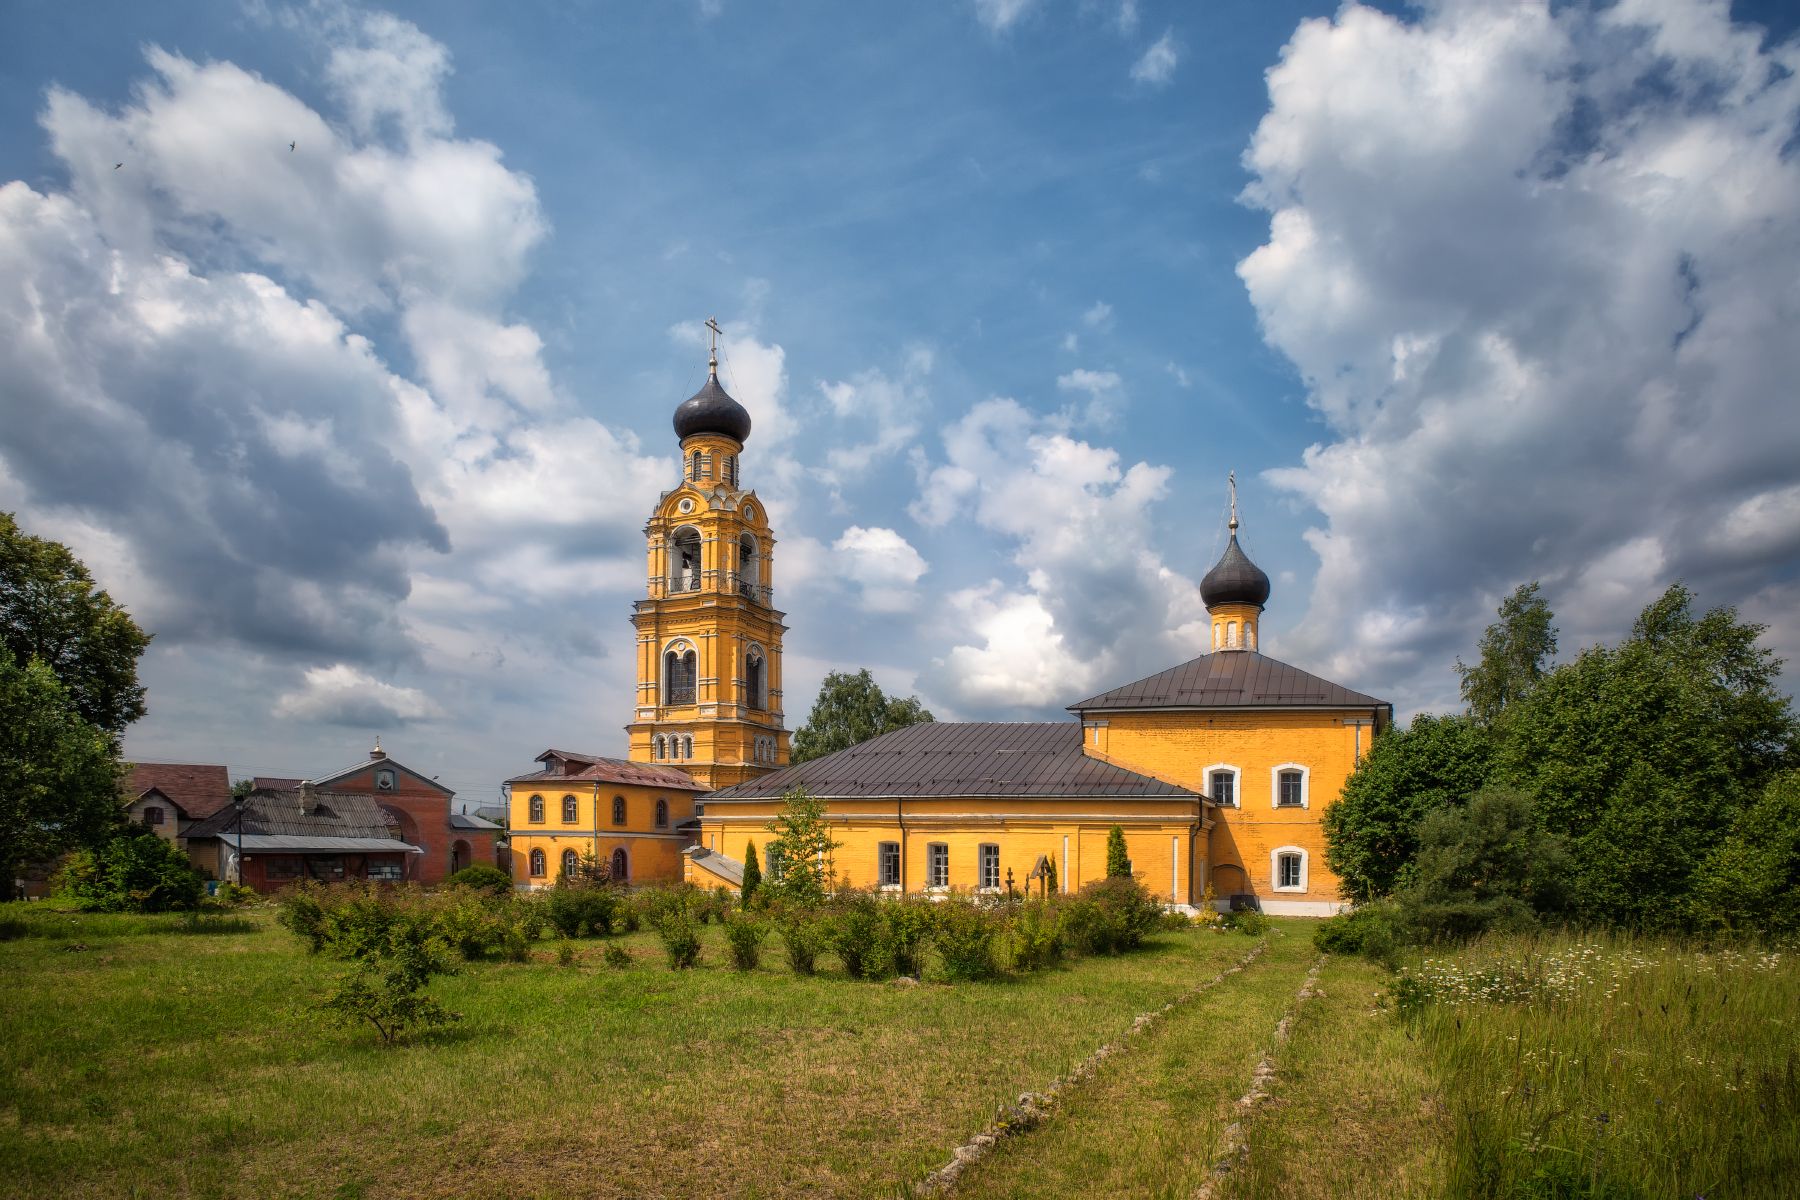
1 649 123 883
791 669 934 764
1456 581 1557 725
1323 713 1495 901
0 512 151 738
1495 584 1797 926
762 788 841 906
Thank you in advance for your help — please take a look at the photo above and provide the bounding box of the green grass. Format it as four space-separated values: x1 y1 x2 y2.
0 903 1252 1199
952 922 1310 1199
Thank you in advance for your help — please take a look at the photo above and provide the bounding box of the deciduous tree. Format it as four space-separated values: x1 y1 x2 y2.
0 649 122 883
1456 582 1557 726
791 669 933 763
763 788 840 906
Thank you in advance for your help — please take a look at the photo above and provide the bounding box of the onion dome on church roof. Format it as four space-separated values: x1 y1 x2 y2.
1201 531 1271 609
673 369 752 444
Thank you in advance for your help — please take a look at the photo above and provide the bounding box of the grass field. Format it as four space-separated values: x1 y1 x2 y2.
2 904 1794 1198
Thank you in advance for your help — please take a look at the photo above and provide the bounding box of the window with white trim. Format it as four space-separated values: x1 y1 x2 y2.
878 841 900 887
561 849 579 879
1206 765 1239 808
1272 764 1309 809
529 848 546 877
561 795 578 823
927 842 949 889
1271 846 1308 892
528 795 544 824
978 843 1000 891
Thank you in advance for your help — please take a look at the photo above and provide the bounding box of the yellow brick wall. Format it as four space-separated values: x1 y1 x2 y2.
1086 708 1375 906
508 779 698 887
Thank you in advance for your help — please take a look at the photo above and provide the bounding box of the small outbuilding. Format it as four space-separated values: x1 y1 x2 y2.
182 784 421 893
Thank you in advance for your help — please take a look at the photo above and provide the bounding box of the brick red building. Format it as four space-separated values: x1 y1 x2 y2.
300 743 501 884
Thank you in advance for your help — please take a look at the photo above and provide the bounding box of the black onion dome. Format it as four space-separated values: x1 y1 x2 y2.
1200 533 1271 609
673 373 752 444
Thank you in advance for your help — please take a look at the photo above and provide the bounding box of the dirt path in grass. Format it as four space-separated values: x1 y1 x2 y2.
946 926 1318 1199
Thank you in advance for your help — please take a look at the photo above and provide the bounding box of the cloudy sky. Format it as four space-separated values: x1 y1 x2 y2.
3 0 1797 805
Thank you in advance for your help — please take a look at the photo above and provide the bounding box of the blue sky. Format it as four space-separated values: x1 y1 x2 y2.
3 0 1797 805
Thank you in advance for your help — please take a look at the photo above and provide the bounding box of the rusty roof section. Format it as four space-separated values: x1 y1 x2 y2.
508 750 708 791
705 722 1196 801
125 762 232 820
1070 651 1387 713
253 776 304 792
182 788 399 841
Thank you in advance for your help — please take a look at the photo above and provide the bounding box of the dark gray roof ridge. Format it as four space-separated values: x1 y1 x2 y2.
1069 650 1387 713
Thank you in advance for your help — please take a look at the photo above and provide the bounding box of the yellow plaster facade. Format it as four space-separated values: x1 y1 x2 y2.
507 779 697 889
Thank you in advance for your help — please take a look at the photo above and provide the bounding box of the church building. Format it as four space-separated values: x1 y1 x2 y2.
515 331 1390 914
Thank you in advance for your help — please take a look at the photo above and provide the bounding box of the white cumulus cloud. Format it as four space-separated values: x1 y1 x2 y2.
1130 30 1180 86
274 664 445 726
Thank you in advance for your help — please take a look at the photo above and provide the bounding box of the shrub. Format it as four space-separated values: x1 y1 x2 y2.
319 924 459 1046
445 864 512 896
1398 786 1568 942
1690 770 1800 936
762 788 840 907
603 942 631 968
878 896 935 977
1063 877 1163 955
556 938 576 966
435 888 539 962
656 912 702 969
1221 907 1270 936
1314 900 1405 966
277 883 331 952
828 891 884 979
934 898 1000 981
634 882 701 931
778 912 825 975
211 880 257 907
1006 899 1065 972
54 827 205 913
723 911 767 971
741 840 762 908
545 884 618 939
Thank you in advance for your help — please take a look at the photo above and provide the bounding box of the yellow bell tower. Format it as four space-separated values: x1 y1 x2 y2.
626 320 790 789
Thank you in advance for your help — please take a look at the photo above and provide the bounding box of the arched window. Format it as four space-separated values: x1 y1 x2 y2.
1213 623 1223 650
668 528 701 593
690 449 702 480
655 798 669 828
610 847 628 883
745 645 766 710
1271 846 1308 892
529 847 546 877
1204 764 1241 808
561 795 578 823
664 640 697 705
528 794 545 823
612 795 626 825
682 735 694 758
726 455 738 487
1272 765 1309 808
561 849 579 879
652 735 664 760
738 533 759 600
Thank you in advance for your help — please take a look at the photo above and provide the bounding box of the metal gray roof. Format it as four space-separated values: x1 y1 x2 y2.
705 722 1196 801
181 789 399 841
684 846 744 884
450 812 502 831
1070 651 1387 713
223 835 424 854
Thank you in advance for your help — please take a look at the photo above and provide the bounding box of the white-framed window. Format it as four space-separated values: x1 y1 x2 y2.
1205 763 1240 808
561 795 579 823
927 842 949 889
879 841 900 887
766 845 785 881
1271 764 1309 809
1271 846 1308 892
561 848 579 879
528 795 545 824
529 847 546 877
978 843 1000 891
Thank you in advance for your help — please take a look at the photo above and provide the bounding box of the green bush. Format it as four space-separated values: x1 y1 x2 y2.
656 912 702 969
277 883 331 952
828 891 885 979
933 898 1000 981
740 840 762 908
555 938 576 966
54 827 205 913
603 942 631 968
1221 907 1270 936
544 884 619 938
1398 786 1568 942
723 911 767 971
877 896 935 977
444 864 512 896
1314 900 1405 965
634 882 702 931
1105 825 1131 878
1690 770 1800 936
319 922 459 1046
1063 877 1163 955
778 911 825 975
1007 899 1065 971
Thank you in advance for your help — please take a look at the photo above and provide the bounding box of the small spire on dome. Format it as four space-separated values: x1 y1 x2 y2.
1228 470 1238 534
705 316 723 380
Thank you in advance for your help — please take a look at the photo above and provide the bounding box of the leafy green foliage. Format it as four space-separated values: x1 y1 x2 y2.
1219 907 1270 936
1398 786 1569 942
827 889 884 979
1005 899 1065 972
777 911 825 975
1323 713 1494 902
762 788 840 906
656 911 702 969
445 864 512 895
319 923 458 1045
1455 581 1558 725
1691 770 1800 936
1495 585 1796 927
740 839 761 907
0 649 123 879
790 668 933 763
1104 825 1130 877
544 882 620 938
1312 899 1405 966
1061 877 1163 955
0 512 151 739
54 826 204 913
932 898 1000 980
877 896 935 977
723 911 767 971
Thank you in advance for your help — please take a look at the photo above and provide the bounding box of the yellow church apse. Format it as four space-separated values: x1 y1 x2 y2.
625 322 791 793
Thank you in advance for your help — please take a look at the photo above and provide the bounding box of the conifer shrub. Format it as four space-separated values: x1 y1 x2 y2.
740 840 762 908
1105 825 1131 878
444 864 512 896
933 897 1000 981
723 911 768 971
